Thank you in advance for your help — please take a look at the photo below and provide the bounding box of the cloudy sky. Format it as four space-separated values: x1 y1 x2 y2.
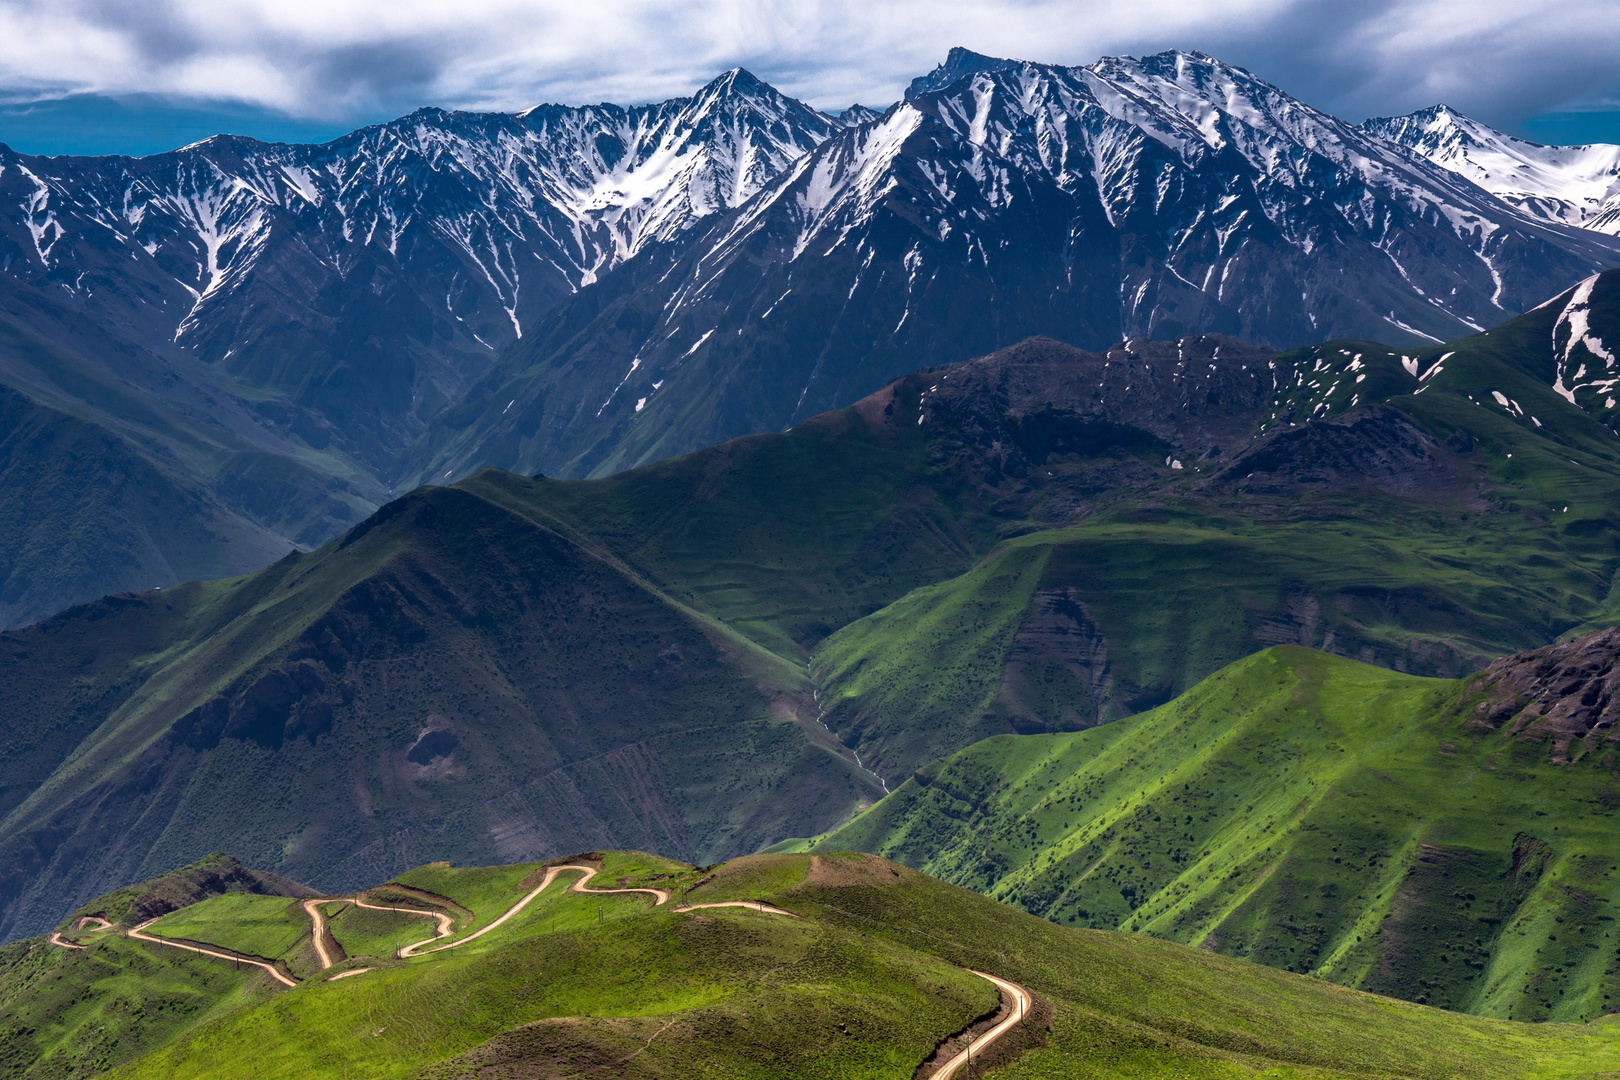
0 0 1616 154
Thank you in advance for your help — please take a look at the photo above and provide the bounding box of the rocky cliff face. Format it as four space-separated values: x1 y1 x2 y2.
1468 627 1620 762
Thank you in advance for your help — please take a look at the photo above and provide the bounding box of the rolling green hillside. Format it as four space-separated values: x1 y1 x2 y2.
795 630 1620 1021
0 854 310 1079
11 851 1620 1078
810 491 1620 779
808 272 1620 779
6 272 1620 949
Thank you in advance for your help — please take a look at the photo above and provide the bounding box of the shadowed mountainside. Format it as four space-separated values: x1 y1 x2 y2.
5 272 1620 944
0 482 881 942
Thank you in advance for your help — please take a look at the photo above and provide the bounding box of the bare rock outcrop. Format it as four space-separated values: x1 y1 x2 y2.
1467 627 1620 762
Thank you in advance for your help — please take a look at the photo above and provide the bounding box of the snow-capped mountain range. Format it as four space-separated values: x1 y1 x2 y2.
2 47 1620 624
410 49 1620 480
1366 106 1620 236
0 68 839 464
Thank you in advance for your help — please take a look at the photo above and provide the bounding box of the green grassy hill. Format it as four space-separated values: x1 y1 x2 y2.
809 502 1606 778
0 854 310 1079
11 851 1620 1079
497 272 1620 784
794 630 1620 1021
809 272 1620 779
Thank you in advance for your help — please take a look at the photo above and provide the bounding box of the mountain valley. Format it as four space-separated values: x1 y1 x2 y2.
4 266 1620 955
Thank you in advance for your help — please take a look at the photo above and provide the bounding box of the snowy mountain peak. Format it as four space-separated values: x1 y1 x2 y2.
906 47 1027 98
835 105 887 129
1092 48 1242 83
0 65 852 466
543 43 1620 458
709 66 765 89
1365 106 1620 235
684 67 806 120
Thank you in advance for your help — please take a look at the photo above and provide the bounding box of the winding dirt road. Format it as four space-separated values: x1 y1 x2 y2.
672 900 800 918
304 893 457 971
48 916 111 950
398 863 668 957
931 971 1033 1080
45 865 1034 1074
126 917 298 988
301 899 343 970
352 895 455 940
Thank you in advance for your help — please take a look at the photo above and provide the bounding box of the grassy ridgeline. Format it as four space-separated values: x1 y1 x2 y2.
799 645 1620 1020
808 507 1594 778
811 277 1620 782
811 428 1620 785
7 853 1620 1078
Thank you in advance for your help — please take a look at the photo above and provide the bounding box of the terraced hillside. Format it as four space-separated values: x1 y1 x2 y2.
794 629 1620 1021
9 850 1620 1079
6 272 1620 945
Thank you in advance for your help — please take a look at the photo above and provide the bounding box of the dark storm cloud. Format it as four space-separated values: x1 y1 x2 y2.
1190 0 1620 129
0 0 1613 136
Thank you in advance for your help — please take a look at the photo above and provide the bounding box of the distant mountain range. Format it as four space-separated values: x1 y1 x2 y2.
0 68 842 626
1 48 1619 628
415 50 1620 481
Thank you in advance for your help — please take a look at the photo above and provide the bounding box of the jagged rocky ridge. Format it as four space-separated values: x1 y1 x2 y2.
1469 627 1620 761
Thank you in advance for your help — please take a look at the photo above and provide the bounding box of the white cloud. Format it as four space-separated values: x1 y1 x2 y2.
0 0 1614 132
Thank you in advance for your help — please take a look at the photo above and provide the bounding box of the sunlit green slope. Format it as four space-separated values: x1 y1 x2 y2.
798 638 1620 1021
11 851 1620 1079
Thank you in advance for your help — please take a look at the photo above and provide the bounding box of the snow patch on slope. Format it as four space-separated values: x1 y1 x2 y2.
1368 106 1620 236
1553 274 1619 404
